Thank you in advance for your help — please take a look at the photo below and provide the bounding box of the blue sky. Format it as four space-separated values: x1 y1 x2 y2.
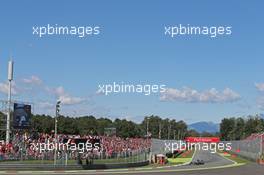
0 0 263 123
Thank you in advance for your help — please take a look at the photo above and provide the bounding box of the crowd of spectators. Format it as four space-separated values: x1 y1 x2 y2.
0 132 151 161
245 133 264 142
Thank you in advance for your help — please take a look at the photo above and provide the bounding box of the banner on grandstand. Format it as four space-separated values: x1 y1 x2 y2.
185 137 220 143
13 103 31 129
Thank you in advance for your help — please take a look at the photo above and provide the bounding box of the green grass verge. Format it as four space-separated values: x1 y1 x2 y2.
167 150 194 165
167 157 192 164
218 151 249 164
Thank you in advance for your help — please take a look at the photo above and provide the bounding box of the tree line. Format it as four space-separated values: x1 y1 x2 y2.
30 114 191 139
220 114 264 141
0 113 205 140
2 112 263 141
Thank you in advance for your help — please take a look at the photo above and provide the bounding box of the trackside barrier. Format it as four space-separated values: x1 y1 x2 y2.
223 133 264 164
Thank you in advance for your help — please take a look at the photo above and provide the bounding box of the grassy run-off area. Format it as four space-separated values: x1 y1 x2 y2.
218 151 249 164
167 150 194 165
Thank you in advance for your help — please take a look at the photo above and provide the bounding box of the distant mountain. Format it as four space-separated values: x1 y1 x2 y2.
188 122 219 133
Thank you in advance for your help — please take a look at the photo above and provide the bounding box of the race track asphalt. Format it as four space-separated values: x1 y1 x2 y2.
1 150 263 174
58 150 264 175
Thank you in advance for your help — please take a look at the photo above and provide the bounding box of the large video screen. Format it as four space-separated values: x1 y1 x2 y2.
13 103 31 129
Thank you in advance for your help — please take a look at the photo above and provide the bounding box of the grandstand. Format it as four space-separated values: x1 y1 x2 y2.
245 133 264 141
0 132 151 167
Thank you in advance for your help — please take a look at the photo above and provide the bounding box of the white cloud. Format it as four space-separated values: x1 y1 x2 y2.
50 86 85 105
255 83 264 110
38 101 54 109
58 95 84 105
45 86 85 105
53 86 65 96
1 75 87 115
22 75 42 85
0 81 18 95
160 87 240 103
96 89 105 95
257 97 264 110
255 83 264 92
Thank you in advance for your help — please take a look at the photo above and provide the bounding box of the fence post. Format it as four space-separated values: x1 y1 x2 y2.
65 152 68 166
261 134 263 163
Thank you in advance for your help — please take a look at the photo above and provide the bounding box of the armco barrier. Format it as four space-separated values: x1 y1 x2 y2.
82 160 149 169
0 160 149 170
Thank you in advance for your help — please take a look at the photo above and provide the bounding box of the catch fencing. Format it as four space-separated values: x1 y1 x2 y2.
223 133 264 162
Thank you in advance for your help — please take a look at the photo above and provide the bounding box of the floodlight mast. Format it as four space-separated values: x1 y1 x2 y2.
6 60 13 144
54 100 61 165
